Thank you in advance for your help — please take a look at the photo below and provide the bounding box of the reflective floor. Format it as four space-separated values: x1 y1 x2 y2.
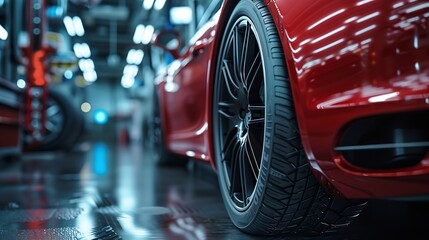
0 141 428 240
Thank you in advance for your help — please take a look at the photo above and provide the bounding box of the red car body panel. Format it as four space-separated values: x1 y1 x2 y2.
156 17 218 162
156 0 429 199
0 79 21 156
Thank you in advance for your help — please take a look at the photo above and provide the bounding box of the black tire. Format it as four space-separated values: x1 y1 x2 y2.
29 88 83 151
212 0 366 235
152 88 187 166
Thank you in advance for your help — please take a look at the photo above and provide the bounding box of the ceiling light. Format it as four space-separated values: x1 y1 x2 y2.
0 24 8 40
123 65 139 77
123 65 136 76
142 25 154 44
86 59 95 70
17 79 26 89
126 49 136 64
121 76 135 88
47 6 64 18
63 16 76 36
170 7 193 25
133 24 145 44
81 102 91 113
79 59 95 72
84 69 97 82
73 43 83 58
74 43 91 58
143 0 155 10
81 43 91 58
126 49 144 65
133 50 144 65
78 59 87 71
73 16 85 36
154 0 166 10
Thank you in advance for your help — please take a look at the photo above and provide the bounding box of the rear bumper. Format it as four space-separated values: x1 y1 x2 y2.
304 98 429 199
270 0 429 199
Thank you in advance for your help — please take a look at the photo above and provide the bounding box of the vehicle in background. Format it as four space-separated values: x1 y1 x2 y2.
0 0 84 154
21 0 84 151
153 0 429 236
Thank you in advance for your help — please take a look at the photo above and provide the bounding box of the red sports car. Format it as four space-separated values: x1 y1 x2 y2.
153 0 429 235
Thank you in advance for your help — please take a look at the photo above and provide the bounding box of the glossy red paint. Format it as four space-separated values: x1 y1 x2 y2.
157 0 429 199
266 0 429 198
0 79 21 155
155 13 219 162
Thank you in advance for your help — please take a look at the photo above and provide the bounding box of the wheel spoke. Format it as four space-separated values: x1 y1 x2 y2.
219 101 236 110
245 52 262 92
222 127 238 156
238 145 249 206
248 117 264 125
45 121 57 132
233 26 242 80
218 110 234 119
248 104 265 125
240 21 251 87
229 139 241 197
46 105 60 118
221 60 239 100
245 136 259 180
218 101 237 119
248 105 264 112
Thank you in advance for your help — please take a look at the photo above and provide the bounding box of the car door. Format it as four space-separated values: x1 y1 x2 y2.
162 1 222 153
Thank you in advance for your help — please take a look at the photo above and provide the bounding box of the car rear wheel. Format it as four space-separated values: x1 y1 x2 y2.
26 88 83 151
213 0 366 235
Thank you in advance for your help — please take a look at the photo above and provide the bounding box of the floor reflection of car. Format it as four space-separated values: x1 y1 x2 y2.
153 0 429 236
0 79 21 159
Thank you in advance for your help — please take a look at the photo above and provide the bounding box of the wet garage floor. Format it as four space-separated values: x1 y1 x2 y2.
0 142 428 239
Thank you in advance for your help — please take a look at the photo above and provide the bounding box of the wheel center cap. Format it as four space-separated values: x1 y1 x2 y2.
237 105 251 141
237 121 248 142
244 111 251 129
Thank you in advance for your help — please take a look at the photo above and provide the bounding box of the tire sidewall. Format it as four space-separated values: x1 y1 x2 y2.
214 0 279 229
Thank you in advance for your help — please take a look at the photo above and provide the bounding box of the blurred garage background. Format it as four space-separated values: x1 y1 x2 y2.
1 0 212 146
0 0 428 239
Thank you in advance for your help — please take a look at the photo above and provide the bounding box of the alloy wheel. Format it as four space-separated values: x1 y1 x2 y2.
214 16 265 210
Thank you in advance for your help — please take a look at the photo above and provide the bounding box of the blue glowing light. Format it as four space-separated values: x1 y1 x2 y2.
47 6 64 18
94 109 108 125
92 142 109 176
